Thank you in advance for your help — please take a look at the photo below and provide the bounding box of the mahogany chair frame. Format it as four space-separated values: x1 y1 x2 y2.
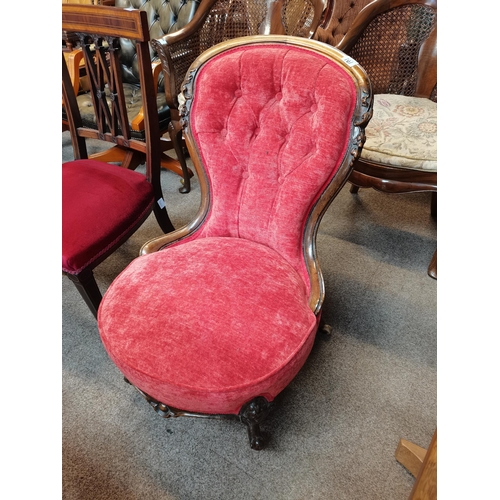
62 4 175 317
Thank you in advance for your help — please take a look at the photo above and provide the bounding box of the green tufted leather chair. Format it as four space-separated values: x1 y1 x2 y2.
63 0 200 192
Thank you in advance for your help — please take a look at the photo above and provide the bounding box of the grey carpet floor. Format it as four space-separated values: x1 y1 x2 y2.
62 131 437 500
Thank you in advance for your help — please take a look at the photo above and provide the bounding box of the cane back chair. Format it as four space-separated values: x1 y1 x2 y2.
97 35 372 449
149 0 327 153
334 0 437 277
62 4 175 318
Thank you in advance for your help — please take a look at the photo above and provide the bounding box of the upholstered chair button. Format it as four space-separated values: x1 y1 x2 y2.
241 171 249 179
310 104 317 112
235 90 242 97
276 92 282 101
278 175 284 184
221 128 227 138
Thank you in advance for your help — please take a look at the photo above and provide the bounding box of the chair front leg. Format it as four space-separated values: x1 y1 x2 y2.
66 269 102 318
239 397 272 450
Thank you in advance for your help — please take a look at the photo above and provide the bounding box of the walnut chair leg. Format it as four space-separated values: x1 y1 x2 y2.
431 192 437 219
427 250 437 280
168 121 192 194
66 269 102 318
349 183 360 194
239 397 272 450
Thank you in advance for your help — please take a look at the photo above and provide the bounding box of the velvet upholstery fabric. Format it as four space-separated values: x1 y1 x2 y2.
98 43 358 416
188 45 357 290
62 160 154 275
99 237 318 414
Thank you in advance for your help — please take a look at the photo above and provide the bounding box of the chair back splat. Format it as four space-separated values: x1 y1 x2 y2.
62 4 175 318
63 0 201 192
97 35 372 449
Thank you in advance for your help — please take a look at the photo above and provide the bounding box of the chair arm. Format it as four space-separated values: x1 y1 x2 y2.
152 0 219 111
131 60 163 132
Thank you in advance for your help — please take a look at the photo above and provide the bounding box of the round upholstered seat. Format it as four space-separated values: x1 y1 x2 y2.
361 94 437 172
98 237 318 415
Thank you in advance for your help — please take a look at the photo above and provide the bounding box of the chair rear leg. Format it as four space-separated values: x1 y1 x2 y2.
168 121 192 194
350 183 360 194
152 200 175 234
431 192 437 218
66 269 102 318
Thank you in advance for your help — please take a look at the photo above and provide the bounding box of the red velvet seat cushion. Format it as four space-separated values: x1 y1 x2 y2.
98 237 318 415
62 159 154 274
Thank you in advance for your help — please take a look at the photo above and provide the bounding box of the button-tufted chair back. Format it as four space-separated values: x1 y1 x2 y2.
116 0 200 90
177 36 373 296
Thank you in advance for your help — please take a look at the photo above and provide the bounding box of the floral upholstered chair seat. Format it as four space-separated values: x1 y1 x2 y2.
361 94 437 172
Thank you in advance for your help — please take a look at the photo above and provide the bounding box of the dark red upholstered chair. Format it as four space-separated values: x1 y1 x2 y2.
97 35 372 449
62 4 175 318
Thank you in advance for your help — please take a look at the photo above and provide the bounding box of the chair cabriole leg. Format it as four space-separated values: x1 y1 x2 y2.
239 397 272 450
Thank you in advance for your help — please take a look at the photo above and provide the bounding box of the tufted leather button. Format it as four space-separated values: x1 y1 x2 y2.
278 175 285 184
241 171 249 179
310 104 317 113
235 89 242 98
254 127 260 135
221 128 227 138
276 92 282 101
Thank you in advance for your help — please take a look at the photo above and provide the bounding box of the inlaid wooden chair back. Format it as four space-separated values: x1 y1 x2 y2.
63 0 201 192
63 4 162 165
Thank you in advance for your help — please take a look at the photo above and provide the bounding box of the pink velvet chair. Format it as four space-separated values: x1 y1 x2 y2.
97 35 372 449
62 5 175 318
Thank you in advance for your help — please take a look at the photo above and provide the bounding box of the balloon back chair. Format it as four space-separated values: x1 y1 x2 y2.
97 35 373 449
333 0 438 277
62 4 175 318
63 0 201 193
